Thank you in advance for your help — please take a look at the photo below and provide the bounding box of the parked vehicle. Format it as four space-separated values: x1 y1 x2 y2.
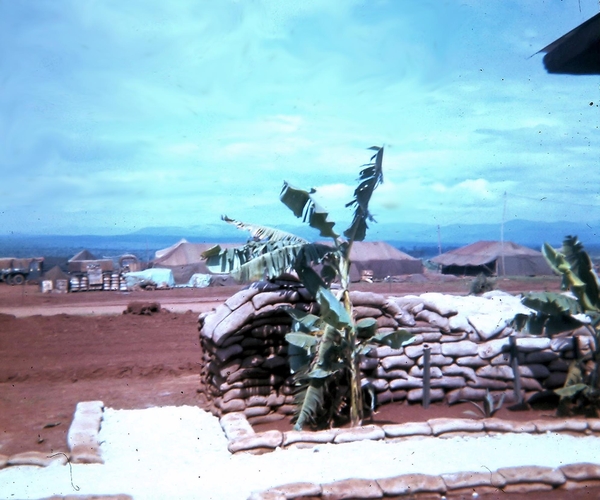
0 257 44 285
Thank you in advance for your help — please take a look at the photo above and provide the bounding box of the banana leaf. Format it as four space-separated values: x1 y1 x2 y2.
285 332 319 349
522 292 582 315
371 329 415 349
221 215 308 244
203 241 304 281
287 343 312 374
293 380 326 430
344 146 384 242
316 286 352 329
280 183 338 239
561 236 600 311
555 383 588 398
356 318 377 338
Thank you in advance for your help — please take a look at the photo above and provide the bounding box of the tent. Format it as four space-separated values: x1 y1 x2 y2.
322 241 423 282
431 241 553 277
347 241 423 281
151 239 239 284
539 12 600 75
68 249 114 273
153 239 422 284
42 265 70 284
41 265 70 292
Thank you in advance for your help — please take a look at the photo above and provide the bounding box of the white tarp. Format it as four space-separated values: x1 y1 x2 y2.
123 269 175 289
185 273 212 288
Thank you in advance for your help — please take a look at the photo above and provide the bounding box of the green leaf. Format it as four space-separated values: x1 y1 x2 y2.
287 344 311 374
280 183 338 239
293 381 325 431
316 287 352 328
344 146 384 242
561 236 600 311
542 238 600 313
309 367 337 378
555 383 588 398
371 330 415 349
221 215 308 244
356 318 377 338
200 245 222 259
286 309 321 332
294 262 327 297
522 292 582 316
285 332 318 349
203 240 305 282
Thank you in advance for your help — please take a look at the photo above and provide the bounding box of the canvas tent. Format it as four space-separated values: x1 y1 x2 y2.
431 241 553 277
41 265 70 292
42 265 69 284
68 250 114 273
151 239 239 285
339 241 423 282
153 239 422 284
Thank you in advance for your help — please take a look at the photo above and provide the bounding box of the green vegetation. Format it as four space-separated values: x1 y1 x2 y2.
203 147 414 429
513 236 600 416
462 389 505 419
469 273 495 295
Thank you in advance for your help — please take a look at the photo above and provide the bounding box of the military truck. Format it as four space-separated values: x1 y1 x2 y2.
0 257 44 285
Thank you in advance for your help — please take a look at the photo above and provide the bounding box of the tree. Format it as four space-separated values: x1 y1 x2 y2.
203 146 414 429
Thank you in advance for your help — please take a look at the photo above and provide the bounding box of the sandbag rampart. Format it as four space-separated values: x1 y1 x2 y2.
198 281 594 425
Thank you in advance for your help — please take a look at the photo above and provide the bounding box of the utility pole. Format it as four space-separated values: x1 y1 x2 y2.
500 192 507 277
437 225 442 256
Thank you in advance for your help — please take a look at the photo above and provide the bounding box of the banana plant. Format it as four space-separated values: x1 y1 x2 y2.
202 147 414 429
512 236 600 416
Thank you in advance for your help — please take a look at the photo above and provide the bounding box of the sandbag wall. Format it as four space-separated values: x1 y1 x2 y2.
198 282 595 425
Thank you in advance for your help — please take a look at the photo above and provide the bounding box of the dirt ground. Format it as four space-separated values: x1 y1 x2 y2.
0 276 569 461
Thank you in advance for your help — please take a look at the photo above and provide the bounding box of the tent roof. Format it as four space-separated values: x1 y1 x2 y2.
431 241 542 267
69 249 98 262
540 12 600 75
43 265 70 281
153 241 230 267
153 241 243 267
347 241 420 262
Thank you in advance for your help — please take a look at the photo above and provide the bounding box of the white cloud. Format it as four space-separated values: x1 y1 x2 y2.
1 0 599 235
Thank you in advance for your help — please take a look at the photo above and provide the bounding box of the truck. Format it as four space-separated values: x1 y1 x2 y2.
0 257 44 285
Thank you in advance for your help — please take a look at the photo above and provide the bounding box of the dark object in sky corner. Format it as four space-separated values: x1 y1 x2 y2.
539 12 600 75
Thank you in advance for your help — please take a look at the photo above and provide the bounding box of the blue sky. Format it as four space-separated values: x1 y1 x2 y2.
1 0 599 236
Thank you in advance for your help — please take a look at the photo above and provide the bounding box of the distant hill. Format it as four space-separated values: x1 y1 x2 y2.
0 219 598 260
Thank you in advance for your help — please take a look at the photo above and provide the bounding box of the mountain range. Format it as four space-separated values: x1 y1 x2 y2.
0 219 598 260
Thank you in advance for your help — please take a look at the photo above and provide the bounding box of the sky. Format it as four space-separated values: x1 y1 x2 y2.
1 0 599 237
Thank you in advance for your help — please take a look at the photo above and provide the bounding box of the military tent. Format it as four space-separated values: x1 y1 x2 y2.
345 241 423 281
42 265 70 291
151 239 239 284
431 241 553 277
68 250 114 273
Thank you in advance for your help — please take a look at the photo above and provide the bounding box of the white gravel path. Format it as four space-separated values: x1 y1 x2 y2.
1 405 600 500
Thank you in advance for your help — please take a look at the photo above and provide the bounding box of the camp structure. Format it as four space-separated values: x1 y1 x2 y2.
151 239 239 285
346 241 423 281
539 12 600 75
41 265 70 293
431 240 553 277
68 250 114 274
327 241 423 282
152 239 422 284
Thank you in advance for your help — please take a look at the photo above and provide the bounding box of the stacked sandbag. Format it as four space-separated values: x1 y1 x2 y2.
198 283 408 423
369 291 594 406
199 284 595 422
